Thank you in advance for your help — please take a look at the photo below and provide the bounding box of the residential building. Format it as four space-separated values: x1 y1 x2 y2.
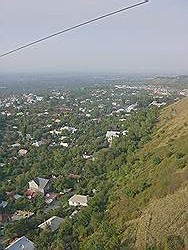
68 174 81 180
69 195 88 207
5 236 35 250
28 177 50 195
11 210 34 221
0 200 8 209
106 131 120 144
18 149 28 156
45 193 58 205
38 216 63 232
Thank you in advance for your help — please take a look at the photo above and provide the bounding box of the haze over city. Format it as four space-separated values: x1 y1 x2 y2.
1 0 188 74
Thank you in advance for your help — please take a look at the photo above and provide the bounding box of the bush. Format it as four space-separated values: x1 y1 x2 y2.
153 157 162 165
163 235 185 250
166 151 174 158
175 153 185 159
177 160 186 169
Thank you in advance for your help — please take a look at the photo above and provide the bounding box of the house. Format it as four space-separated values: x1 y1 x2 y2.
6 192 22 201
55 119 61 123
60 142 69 147
28 177 50 195
11 143 21 148
13 194 22 200
25 189 38 200
61 126 77 133
38 216 63 232
32 141 44 147
68 174 81 181
45 193 58 205
106 131 120 144
126 103 137 113
0 200 8 209
11 210 34 221
5 236 35 250
82 154 92 160
18 149 28 156
149 100 166 107
69 195 88 207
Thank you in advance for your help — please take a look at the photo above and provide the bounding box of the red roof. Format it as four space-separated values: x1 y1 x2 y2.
25 189 38 199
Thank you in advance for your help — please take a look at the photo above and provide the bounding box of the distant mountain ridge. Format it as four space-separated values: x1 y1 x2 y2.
154 75 188 80
147 75 188 90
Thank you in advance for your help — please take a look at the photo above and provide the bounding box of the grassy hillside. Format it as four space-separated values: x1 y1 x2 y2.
108 97 188 249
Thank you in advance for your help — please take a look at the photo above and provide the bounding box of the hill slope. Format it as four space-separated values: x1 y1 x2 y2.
108 97 188 249
147 75 188 90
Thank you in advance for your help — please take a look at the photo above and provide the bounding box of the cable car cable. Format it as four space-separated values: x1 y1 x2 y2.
0 0 149 58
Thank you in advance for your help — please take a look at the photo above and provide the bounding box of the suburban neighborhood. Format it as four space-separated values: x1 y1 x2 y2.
0 75 187 249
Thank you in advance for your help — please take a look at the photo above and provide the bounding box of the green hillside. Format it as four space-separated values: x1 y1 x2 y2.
76 97 188 250
107 97 188 249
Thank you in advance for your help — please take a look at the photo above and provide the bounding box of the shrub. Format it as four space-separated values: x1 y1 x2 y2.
153 157 162 165
166 151 174 158
163 235 185 250
175 153 185 159
177 160 186 169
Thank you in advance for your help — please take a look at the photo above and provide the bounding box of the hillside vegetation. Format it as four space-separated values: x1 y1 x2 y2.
107 97 188 249
48 97 188 250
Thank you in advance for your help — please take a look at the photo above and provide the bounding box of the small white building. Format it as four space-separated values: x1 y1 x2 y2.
106 131 120 144
60 142 69 147
38 216 64 232
18 149 28 156
13 194 22 200
55 119 61 123
61 126 77 133
82 154 92 160
11 143 21 148
126 103 137 113
32 141 44 147
5 236 35 250
149 100 166 107
69 195 88 207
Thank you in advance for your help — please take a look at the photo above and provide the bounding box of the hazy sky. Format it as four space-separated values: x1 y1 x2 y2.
0 0 188 74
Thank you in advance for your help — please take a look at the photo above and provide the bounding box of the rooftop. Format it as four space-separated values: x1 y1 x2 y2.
69 195 88 205
5 236 35 250
38 216 64 232
32 177 49 189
